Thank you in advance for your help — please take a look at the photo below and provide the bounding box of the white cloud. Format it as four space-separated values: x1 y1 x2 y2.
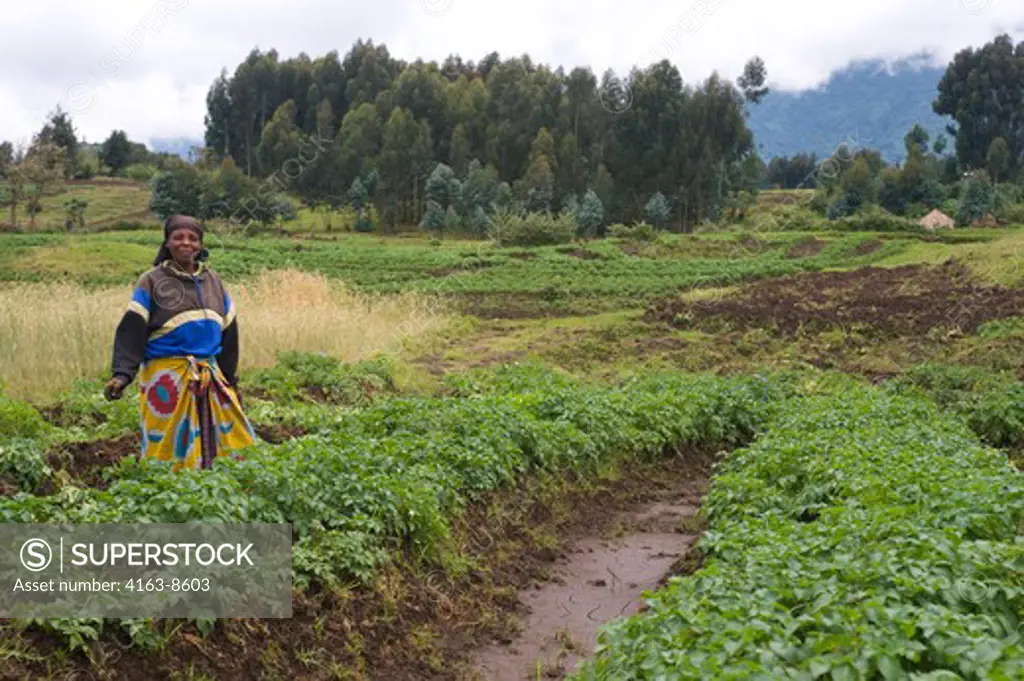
1 0 1022 147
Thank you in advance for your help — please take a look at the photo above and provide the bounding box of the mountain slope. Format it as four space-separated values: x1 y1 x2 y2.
747 57 955 163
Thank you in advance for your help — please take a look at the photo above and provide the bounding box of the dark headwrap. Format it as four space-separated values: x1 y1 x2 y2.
154 215 205 266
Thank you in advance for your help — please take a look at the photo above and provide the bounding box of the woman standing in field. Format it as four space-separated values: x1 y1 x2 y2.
104 214 255 471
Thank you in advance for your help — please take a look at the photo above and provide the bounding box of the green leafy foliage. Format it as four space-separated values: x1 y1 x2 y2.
577 189 604 237
607 222 658 242
0 439 51 492
488 210 578 247
957 173 996 226
0 364 785 650
572 380 1023 680
0 395 51 439
245 352 396 406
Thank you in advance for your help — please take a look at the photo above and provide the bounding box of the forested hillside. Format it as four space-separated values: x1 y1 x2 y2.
198 41 768 229
149 57 957 167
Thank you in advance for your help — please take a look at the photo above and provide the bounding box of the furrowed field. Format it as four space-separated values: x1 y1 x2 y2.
0 208 1021 680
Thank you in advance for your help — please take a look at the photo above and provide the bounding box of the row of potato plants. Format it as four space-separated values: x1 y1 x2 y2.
571 375 1023 680
0 364 790 650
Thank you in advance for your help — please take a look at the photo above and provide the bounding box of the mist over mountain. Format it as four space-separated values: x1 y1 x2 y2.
149 136 201 160
747 56 954 163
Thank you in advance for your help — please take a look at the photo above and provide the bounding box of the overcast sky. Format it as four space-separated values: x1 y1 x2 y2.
3 0 1022 149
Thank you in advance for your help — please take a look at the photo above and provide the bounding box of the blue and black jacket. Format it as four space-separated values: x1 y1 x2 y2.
111 260 239 386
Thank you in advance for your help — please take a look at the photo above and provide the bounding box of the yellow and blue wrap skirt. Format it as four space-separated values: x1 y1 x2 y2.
137 356 255 471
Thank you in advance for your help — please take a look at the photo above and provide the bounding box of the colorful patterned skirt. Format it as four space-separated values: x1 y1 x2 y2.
137 356 256 471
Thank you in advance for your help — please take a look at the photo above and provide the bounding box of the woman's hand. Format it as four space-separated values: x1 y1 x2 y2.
104 376 128 401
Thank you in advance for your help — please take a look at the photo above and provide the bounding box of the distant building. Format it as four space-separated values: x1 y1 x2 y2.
919 209 955 230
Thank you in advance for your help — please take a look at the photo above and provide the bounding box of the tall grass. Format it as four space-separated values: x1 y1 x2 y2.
0 270 452 403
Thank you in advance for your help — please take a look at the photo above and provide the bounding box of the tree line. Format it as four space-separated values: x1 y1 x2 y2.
197 41 769 231
2 33 1021 232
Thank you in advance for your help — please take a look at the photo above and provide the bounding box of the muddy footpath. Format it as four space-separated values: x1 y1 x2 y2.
466 473 706 680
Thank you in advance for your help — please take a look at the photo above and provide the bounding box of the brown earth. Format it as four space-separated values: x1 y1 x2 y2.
42 433 139 491
38 403 108 429
10 420 308 496
646 261 1024 338
852 238 883 256
458 293 586 320
1 450 716 681
252 423 310 444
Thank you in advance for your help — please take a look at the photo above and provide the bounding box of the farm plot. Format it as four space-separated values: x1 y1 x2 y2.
571 377 1023 680
0 363 1021 680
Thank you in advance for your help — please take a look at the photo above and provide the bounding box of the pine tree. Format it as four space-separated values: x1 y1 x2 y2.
420 199 445 232
561 193 579 216
348 177 368 210
469 205 491 233
644 192 670 227
425 162 458 208
577 189 604 237
444 204 462 232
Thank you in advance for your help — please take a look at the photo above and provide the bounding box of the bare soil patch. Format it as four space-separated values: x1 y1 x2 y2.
458 293 576 320
646 261 1024 338
851 238 883 256
560 248 603 260
252 423 310 444
42 433 139 491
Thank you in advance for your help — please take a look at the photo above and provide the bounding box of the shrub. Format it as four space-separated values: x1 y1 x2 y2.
996 202 1024 226
124 164 158 182
0 439 51 493
747 203 821 231
607 221 658 242
275 198 298 223
829 205 921 232
487 210 577 247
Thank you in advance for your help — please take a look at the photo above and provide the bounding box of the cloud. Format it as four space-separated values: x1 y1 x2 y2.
1 0 1022 147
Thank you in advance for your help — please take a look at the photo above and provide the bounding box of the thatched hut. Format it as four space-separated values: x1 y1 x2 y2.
919 209 955 230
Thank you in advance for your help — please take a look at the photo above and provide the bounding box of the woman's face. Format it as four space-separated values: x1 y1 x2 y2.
168 228 202 268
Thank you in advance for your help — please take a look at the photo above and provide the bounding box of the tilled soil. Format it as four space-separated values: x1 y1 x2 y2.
10 421 309 496
458 293 597 320
252 422 310 444
42 433 139 491
646 261 1024 338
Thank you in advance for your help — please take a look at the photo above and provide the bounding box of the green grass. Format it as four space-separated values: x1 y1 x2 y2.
0 229 921 302
873 229 1024 286
1 182 154 231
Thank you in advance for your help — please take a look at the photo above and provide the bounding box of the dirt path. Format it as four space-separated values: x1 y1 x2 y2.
466 477 704 680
